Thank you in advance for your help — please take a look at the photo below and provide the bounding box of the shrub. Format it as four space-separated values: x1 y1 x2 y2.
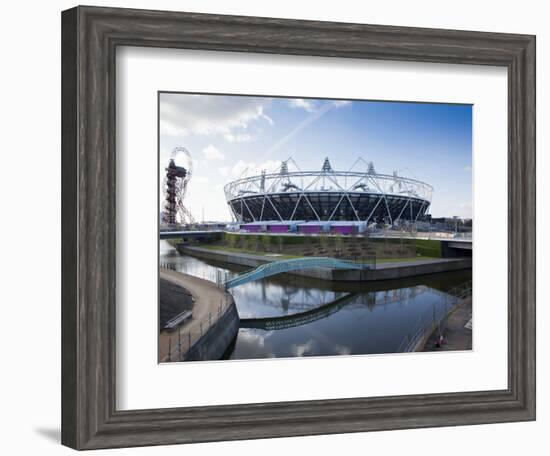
414 239 442 257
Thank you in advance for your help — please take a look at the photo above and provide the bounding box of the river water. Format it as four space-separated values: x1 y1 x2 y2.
160 241 471 359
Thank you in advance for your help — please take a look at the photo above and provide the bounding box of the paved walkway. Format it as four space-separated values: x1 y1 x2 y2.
422 297 472 352
158 268 231 362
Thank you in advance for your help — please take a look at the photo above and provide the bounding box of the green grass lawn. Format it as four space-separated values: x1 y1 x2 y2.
196 244 301 259
375 256 434 264
193 244 434 264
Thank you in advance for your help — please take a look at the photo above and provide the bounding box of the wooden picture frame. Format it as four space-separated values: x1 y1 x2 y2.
61 5 536 450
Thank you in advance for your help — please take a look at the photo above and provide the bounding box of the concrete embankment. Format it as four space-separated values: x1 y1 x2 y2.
184 301 239 361
176 245 471 282
159 268 239 362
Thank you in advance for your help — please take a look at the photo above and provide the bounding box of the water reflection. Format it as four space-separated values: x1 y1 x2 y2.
160 241 472 359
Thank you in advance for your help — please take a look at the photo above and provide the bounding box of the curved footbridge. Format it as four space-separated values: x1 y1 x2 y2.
240 293 358 331
225 256 373 289
240 284 430 331
177 245 472 283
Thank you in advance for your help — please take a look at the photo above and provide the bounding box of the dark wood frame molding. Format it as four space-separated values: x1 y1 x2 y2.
61 6 536 450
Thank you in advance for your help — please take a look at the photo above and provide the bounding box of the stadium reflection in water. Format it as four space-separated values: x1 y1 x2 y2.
160 246 472 359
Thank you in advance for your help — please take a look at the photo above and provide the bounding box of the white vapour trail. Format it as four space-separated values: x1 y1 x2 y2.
258 102 337 163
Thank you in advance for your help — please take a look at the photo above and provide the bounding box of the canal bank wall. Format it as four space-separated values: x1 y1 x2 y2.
184 295 240 362
176 245 472 282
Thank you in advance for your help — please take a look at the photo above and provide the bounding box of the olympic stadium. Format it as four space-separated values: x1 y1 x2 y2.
224 158 433 231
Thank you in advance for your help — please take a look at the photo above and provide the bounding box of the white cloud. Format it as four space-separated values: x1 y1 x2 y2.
218 165 231 177
193 176 209 184
292 340 317 357
159 93 272 141
459 202 472 218
443 201 472 219
289 98 318 112
332 100 352 108
202 144 224 161
289 98 351 113
334 344 352 355
219 159 281 180
223 132 256 143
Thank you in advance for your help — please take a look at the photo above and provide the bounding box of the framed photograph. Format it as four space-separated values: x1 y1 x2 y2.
157 92 474 363
61 5 535 450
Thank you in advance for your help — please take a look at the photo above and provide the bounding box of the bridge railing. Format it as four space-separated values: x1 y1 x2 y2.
224 255 376 289
159 261 177 271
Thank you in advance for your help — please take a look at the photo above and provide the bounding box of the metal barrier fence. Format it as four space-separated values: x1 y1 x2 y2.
372 229 472 241
396 280 472 353
160 292 233 363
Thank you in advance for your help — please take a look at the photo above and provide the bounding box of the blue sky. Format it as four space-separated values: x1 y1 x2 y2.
159 93 472 221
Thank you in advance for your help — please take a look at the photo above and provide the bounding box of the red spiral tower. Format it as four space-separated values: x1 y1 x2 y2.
161 147 195 226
